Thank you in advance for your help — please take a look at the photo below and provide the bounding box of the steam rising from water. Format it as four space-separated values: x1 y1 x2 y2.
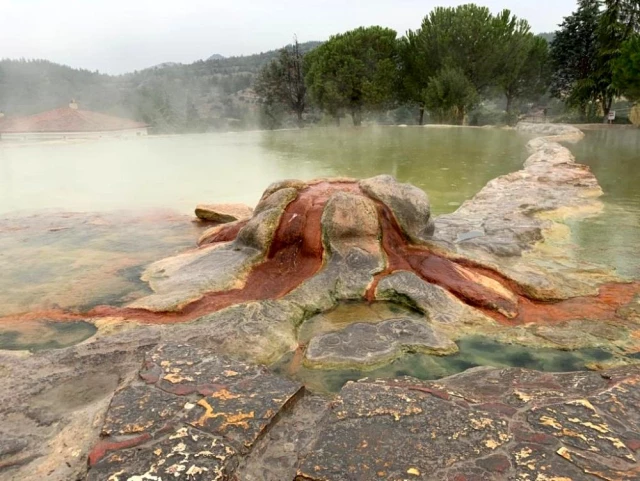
0 127 529 215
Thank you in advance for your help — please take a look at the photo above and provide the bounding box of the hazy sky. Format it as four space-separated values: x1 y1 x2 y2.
1 0 577 75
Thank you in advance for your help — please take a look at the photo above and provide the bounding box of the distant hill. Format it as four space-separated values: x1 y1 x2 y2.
205 42 322 67
149 62 182 69
0 41 324 133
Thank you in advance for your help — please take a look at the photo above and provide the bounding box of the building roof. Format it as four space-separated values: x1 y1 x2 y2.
0 106 147 133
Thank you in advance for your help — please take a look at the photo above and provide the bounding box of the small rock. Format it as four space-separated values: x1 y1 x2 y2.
195 203 253 223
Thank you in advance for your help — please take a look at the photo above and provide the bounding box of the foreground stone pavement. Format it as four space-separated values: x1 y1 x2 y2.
86 342 305 480
3 337 639 480
298 367 640 481
79 342 640 480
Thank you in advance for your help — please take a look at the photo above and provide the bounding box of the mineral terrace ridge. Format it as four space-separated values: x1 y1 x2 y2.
1 123 640 480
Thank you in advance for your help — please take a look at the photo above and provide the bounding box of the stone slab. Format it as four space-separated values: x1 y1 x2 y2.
304 318 457 369
297 366 640 481
88 426 237 481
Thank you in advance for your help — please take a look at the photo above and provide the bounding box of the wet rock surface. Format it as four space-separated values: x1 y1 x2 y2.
0 328 161 480
298 366 640 481
86 342 306 479
128 186 298 313
304 318 457 369
432 124 611 301
0 210 205 317
359 174 436 244
5 335 636 481
375 270 493 326
89 426 238 481
195 203 254 223
0 319 97 351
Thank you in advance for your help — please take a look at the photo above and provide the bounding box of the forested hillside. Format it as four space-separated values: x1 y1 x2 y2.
0 41 322 133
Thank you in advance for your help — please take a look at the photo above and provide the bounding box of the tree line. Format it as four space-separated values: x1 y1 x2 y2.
256 1 640 127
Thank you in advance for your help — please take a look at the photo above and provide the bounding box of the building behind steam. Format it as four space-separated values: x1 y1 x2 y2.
0 101 148 141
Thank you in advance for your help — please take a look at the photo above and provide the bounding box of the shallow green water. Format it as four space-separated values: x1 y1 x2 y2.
0 127 529 216
272 335 617 394
0 319 97 351
0 212 204 317
273 300 626 394
565 129 640 279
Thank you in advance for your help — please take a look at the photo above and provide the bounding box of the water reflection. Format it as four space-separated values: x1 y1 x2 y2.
565 129 640 279
261 127 530 214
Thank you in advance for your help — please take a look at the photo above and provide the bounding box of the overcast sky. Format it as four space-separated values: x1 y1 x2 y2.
0 0 577 75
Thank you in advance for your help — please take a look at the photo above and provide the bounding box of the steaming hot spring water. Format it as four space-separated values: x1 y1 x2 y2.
1 126 639 391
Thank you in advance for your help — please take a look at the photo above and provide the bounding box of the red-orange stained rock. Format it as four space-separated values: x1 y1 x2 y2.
200 220 248 244
372 202 518 316
88 433 151 466
365 204 413 301
512 281 640 325
2 181 638 330
35 183 357 325
405 252 517 315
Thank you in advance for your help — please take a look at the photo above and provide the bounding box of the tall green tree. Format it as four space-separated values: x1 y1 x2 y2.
493 15 550 120
550 0 602 119
613 34 640 101
400 5 498 124
423 66 479 124
596 0 640 114
254 39 307 127
551 0 640 119
400 5 542 124
304 26 398 126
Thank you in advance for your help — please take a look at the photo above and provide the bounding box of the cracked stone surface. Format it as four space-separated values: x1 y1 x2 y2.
101 384 184 436
1 341 640 480
88 426 238 481
186 374 302 452
86 342 305 478
304 318 457 369
297 366 640 481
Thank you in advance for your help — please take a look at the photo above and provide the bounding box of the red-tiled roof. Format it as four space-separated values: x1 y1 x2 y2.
0 107 147 133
